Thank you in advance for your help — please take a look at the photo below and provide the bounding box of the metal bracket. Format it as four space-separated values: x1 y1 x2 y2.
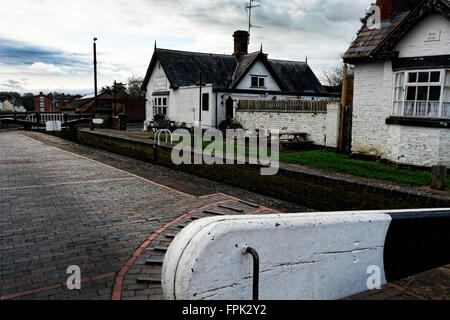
243 246 259 301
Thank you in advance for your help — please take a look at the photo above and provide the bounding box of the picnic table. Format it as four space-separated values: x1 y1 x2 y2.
278 131 308 143
254 129 310 150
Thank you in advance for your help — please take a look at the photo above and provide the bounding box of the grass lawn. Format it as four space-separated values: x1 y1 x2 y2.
279 150 450 189
146 133 449 189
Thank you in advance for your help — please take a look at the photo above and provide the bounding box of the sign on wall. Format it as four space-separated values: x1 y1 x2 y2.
155 69 167 91
426 30 441 42
45 121 62 132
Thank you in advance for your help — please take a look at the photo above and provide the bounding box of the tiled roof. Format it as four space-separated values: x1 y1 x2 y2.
62 92 112 111
271 59 326 93
343 12 409 61
143 48 326 94
343 0 450 63
154 49 237 89
230 51 260 88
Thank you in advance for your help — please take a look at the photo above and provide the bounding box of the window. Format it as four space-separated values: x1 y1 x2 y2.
153 96 168 116
393 69 450 118
202 93 209 111
259 77 265 87
444 70 450 118
251 76 266 88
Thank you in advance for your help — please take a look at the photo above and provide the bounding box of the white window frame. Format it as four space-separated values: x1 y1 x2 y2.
392 69 450 119
153 96 168 116
250 75 266 88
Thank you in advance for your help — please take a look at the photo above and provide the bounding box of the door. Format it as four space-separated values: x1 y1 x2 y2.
226 97 234 120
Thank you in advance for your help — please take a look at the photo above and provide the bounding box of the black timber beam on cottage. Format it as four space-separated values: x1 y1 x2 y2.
392 55 450 71
152 91 171 96
386 116 450 129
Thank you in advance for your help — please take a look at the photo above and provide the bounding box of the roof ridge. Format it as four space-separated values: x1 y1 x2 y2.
270 58 307 64
156 48 233 58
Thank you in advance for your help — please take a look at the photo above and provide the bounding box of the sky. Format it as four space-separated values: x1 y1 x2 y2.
0 0 371 95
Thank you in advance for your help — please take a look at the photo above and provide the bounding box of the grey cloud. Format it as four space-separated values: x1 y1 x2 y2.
0 37 90 71
2 79 23 90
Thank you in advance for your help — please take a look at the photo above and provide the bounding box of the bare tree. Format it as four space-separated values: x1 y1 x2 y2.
127 77 145 100
322 58 354 92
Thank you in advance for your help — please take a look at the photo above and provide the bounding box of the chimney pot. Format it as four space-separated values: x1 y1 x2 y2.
233 30 249 57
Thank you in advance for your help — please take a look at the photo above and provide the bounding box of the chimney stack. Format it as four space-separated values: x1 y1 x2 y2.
376 0 402 21
233 30 249 57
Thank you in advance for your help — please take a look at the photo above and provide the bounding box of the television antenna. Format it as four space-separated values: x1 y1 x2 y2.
246 0 262 38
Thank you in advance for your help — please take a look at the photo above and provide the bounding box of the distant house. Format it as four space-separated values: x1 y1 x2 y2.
343 0 450 168
0 99 13 112
61 92 113 114
34 92 81 113
142 30 332 128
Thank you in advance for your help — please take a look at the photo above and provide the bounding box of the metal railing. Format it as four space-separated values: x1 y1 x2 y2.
156 129 173 146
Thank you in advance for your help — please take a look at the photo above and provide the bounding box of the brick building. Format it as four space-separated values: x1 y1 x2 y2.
34 92 81 113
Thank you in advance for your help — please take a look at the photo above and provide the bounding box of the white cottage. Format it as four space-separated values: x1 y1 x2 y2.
344 0 450 168
142 30 333 129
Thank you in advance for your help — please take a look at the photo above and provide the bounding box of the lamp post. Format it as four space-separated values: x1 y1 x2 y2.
93 37 98 117
114 80 117 116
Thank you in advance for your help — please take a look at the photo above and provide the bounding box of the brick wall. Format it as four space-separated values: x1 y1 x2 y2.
124 100 145 122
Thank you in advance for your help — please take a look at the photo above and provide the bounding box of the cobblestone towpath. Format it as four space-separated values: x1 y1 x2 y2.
1 131 447 300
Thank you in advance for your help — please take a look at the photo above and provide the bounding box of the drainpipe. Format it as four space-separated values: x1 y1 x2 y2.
215 92 218 129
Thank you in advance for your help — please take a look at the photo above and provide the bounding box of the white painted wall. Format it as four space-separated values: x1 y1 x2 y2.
217 93 330 127
145 60 171 124
145 60 217 128
351 13 450 167
394 14 450 58
162 211 394 300
171 85 214 128
325 103 341 148
235 103 340 147
235 111 326 145
236 61 281 91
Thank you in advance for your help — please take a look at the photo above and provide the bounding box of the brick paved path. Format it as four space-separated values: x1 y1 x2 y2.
0 132 278 300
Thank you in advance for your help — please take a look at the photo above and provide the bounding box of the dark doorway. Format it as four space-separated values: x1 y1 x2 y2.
226 97 234 120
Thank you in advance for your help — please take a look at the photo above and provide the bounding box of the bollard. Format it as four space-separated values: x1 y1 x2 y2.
431 165 447 191
153 144 160 163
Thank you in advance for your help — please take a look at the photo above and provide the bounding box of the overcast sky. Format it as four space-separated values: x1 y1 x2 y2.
0 0 371 95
